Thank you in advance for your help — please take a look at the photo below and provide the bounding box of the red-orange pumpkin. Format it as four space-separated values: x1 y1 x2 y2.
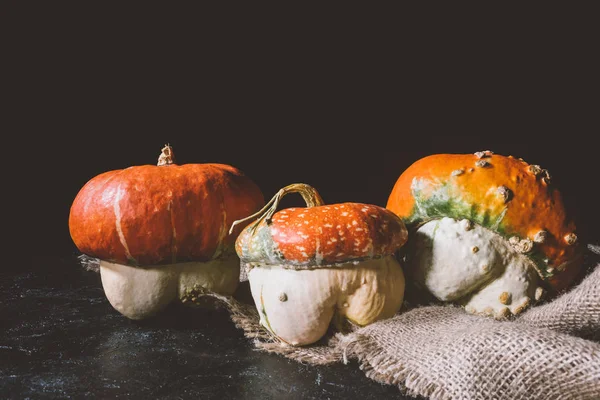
69 145 264 320
69 145 264 265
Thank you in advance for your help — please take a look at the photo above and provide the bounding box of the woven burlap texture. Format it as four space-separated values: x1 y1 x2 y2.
226 247 600 400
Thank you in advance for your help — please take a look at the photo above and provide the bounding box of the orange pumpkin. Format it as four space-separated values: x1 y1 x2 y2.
69 145 264 319
233 184 407 345
387 151 583 317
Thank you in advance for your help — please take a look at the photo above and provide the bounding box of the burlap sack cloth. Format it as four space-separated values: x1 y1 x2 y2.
81 245 600 399
220 245 600 400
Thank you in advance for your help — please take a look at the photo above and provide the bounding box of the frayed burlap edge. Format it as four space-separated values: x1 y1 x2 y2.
337 333 446 399
78 254 100 273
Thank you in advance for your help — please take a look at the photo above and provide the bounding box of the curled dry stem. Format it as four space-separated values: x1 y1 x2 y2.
229 183 325 235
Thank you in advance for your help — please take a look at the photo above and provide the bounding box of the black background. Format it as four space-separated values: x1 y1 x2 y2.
10 4 598 262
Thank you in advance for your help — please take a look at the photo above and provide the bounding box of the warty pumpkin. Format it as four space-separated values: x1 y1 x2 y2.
386 151 583 319
232 183 408 346
69 145 264 319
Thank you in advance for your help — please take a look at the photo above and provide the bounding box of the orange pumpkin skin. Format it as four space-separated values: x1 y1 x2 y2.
69 163 264 266
386 152 582 292
236 203 408 267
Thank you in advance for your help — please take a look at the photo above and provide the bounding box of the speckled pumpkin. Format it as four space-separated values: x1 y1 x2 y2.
69 145 264 320
386 151 583 318
233 184 408 346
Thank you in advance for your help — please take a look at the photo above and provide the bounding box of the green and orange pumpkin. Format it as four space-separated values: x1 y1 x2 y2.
387 151 583 318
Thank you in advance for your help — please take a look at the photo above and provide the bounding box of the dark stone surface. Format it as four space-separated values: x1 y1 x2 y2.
1 257 411 399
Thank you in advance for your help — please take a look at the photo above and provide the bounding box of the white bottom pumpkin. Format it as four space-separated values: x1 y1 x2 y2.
100 255 240 320
409 217 542 318
247 255 405 346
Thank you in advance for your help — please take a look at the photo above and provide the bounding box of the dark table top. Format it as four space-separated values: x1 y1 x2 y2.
2 257 410 399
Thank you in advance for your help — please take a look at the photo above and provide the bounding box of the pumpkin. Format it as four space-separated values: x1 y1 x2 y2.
386 151 583 318
69 145 264 319
232 183 408 346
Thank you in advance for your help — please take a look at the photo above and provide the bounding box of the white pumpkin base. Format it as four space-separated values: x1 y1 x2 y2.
100 256 240 320
410 217 541 319
247 255 405 346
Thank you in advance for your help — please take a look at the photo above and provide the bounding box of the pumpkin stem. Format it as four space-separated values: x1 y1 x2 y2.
157 144 175 166
229 183 324 235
